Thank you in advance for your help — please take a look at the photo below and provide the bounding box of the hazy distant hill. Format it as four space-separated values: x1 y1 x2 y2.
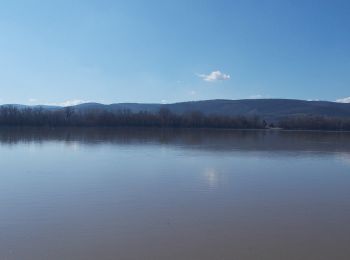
72 99 350 120
0 104 61 110
2 99 350 120
74 102 162 113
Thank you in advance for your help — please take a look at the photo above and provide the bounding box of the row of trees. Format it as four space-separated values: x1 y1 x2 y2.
278 115 350 131
0 106 265 129
1 106 350 130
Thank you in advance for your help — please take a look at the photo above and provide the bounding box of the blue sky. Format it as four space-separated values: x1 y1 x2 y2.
0 0 350 105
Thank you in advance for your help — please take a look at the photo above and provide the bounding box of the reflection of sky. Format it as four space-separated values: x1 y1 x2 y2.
65 141 80 151
203 168 220 189
337 153 350 166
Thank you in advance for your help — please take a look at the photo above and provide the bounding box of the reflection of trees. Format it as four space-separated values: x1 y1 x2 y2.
1 127 350 154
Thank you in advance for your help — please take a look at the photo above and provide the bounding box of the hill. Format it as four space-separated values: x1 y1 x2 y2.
71 99 350 121
2 99 350 121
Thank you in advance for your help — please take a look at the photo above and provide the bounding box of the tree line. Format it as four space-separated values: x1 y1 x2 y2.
278 115 350 131
1 106 350 130
0 106 264 129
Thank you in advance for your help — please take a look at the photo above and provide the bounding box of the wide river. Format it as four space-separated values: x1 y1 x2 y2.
1 128 350 260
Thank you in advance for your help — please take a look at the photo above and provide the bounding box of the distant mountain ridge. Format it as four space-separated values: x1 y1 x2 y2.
2 99 350 121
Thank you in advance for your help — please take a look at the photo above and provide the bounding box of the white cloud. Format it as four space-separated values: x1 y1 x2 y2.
336 97 350 103
248 94 272 99
249 94 263 99
198 70 230 82
28 98 37 103
189 90 197 96
45 99 88 107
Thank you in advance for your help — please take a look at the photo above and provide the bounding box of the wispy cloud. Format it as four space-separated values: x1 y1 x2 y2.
189 90 197 96
336 97 350 103
248 94 263 99
45 99 88 107
28 98 37 103
197 70 230 82
248 94 271 99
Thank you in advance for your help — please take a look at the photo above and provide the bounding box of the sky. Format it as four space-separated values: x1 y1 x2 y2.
0 0 350 105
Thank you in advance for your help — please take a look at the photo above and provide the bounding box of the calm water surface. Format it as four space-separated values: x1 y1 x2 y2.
1 128 350 260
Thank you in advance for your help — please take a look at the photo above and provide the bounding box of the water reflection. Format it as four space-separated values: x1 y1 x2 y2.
1 127 350 260
64 141 80 151
1 127 350 153
203 168 220 189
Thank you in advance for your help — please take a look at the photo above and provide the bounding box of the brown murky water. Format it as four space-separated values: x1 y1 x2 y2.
1 128 350 260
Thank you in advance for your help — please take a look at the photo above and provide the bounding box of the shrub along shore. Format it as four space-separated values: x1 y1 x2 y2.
1 106 350 131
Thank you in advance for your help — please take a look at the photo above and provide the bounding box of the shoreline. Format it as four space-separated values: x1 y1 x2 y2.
1 125 350 133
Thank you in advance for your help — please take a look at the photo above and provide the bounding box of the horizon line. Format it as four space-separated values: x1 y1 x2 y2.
0 98 349 107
